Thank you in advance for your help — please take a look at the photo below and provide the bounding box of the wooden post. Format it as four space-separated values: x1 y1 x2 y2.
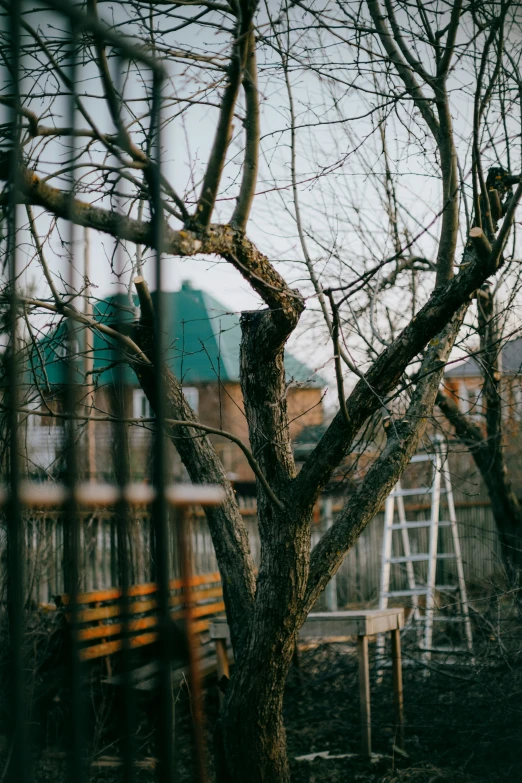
215 638 230 708
357 634 371 758
391 628 404 749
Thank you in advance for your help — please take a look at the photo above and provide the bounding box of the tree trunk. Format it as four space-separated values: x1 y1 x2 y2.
217 633 295 783
436 390 522 577
474 450 522 576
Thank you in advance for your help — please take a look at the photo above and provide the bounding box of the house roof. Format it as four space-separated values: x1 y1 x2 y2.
31 281 326 389
444 335 522 379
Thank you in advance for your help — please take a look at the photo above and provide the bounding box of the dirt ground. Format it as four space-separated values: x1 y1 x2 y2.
21 637 522 782
4 601 522 782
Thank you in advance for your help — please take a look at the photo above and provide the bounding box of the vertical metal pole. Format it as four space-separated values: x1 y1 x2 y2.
377 491 395 665
63 20 85 783
397 494 418 609
391 628 404 749
357 635 371 758
149 68 175 783
424 449 441 660
177 507 208 782
379 492 395 611
323 498 338 611
113 54 136 783
6 2 32 780
396 490 421 646
441 447 474 656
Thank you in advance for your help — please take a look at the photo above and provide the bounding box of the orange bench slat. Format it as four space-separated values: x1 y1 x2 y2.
79 632 160 661
58 571 221 607
57 572 225 662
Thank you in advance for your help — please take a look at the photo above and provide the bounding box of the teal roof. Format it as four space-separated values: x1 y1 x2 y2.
31 282 326 389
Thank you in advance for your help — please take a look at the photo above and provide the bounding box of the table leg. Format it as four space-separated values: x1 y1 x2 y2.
391 628 404 748
357 634 371 758
215 638 229 708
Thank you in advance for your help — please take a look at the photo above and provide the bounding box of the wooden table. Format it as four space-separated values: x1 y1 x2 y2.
210 608 405 758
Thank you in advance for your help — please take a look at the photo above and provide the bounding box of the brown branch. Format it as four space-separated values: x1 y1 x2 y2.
134 274 155 326
2 157 301 321
193 10 254 228
436 0 463 77
366 0 439 138
25 205 62 309
469 226 492 262
382 0 435 85
304 307 466 611
231 26 259 230
19 297 152 367
435 390 484 445
436 388 522 572
291 195 522 513
326 290 350 430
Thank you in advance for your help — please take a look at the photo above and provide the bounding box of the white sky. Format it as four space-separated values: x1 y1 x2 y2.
12 1 522 399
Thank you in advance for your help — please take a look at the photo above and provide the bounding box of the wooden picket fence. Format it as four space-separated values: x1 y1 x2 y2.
2 494 506 608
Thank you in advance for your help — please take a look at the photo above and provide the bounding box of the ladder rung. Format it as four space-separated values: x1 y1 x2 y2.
436 584 459 592
384 588 429 597
391 487 432 497
388 552 456 564
389 520 451 530
423 646 472 654
409 454 436 463
390 487 448 497
388 554 430 563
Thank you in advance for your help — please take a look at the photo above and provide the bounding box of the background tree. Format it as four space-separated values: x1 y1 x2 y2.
2 1 522 781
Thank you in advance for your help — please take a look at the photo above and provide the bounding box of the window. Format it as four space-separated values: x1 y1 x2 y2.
132 389 152 419
459 381 482 420
183 386 199 414
132 387 198 418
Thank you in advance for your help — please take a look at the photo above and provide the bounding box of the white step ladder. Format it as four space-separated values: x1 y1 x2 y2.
378 443 473 664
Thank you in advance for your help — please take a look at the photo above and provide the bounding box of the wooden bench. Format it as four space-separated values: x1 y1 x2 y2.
55 571 226 687
210 608 405 759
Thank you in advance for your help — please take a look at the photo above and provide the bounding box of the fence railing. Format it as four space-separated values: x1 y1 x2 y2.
5 499 505 610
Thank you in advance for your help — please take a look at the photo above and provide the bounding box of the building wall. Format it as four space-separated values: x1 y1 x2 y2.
38 381 326 484
443 374 522 428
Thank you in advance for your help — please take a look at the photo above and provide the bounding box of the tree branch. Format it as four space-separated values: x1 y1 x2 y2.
304 306 466 611
231 26 259 229
291 187 522 513
0 156 302 321
326 290 350 430
436 0 463 77
366 0 439 138
193 6 255 228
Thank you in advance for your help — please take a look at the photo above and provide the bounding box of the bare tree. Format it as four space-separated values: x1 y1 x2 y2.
3 1 522 780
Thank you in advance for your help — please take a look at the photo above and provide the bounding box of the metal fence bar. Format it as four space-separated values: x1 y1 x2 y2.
113 52 137 783
5 3 32 781
62 19 87 783
3 3 214 781
147 61 177 783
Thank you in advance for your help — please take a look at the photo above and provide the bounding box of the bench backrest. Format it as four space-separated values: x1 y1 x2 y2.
55 572 224 662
